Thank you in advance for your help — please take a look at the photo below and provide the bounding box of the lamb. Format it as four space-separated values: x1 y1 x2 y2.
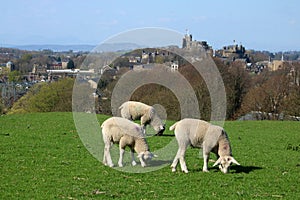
169 118 240 173
119 101 165 136
101 117 156 167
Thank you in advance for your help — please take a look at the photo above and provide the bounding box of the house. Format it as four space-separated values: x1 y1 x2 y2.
128 56 141 63
49 61 62 70
6 61 15 71
170 61 179 71
267 60 284 71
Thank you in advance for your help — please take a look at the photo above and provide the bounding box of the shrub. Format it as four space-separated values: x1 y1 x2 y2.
9 78 75 114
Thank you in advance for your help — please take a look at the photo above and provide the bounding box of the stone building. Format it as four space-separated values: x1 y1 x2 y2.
220 44 246 60
213 41 251 63
182 33 213 55
6 61 15 71
267 60 284 71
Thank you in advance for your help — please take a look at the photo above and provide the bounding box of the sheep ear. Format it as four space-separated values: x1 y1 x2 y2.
230 157 240 165
213 157 222 167
152 154 158 158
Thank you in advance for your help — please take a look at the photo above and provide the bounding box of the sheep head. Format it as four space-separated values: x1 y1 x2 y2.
213 156 240 174
154 124 165 136
150 113 165 135
137 151 157 167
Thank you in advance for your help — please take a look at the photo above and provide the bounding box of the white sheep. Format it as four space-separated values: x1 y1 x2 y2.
101 116 155 167
119 101 165 135
169 118 240 173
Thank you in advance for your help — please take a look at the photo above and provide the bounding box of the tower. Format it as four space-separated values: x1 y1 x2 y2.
182 29 192 49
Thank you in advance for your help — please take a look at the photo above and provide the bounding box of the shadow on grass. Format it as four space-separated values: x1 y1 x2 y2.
189 165 263 174
146 134 175 138
158 134 175 137
149 159 172 167
230 165 263 174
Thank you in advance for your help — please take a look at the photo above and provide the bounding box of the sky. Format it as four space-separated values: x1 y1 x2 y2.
1 0 299 52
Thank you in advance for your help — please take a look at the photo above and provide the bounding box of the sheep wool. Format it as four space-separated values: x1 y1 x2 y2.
169 118 240 174
119 101 165 135
101 117 154 167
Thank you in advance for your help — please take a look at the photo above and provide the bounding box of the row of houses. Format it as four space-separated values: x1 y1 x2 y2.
183 32 300 75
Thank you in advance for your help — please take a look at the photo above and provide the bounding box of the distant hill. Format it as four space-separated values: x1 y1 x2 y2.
11 44 95 52
3 43 145 52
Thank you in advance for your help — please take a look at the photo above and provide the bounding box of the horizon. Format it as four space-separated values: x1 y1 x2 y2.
1 0 299 52
2 43 300 53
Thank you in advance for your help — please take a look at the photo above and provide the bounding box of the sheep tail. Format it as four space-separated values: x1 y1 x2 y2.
169 122 178 131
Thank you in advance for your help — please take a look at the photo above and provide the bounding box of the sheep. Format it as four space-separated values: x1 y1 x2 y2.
101 116 156 167
169 118 240 173
119 101 165 136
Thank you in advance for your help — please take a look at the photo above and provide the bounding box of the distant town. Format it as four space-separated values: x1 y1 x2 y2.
1 32 300 116
1 32 300 83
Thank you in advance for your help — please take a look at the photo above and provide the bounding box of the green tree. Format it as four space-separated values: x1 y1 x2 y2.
8 71 21 82
21 54 33 63
9 78 76 114
67 59 75 69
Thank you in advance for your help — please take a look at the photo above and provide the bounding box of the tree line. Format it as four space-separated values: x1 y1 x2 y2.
3 48 300 120
95 57 300 120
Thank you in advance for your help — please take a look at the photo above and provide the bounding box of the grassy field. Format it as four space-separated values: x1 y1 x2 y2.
0 112 299 199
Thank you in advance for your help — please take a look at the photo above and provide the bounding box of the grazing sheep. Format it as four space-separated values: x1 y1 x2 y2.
169 118 240 173
119 101 165 135
101 117 155 167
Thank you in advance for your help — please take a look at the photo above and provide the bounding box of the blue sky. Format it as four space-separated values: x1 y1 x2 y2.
1 0 299 52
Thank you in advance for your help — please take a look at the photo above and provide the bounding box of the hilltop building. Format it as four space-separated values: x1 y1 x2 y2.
182 32 213 55
215 41 250 62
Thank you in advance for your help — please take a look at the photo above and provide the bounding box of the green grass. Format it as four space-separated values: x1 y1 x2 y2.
0 112 299 199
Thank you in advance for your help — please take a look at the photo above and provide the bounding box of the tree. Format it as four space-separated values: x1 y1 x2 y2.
239 70 291 118
67 59 75 69
224 61 251 119
8 71 21 82
283 85 300 117
21 54 33 63
9 78 76 114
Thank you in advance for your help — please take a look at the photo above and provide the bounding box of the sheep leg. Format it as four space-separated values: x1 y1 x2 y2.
103 143 114 167
118 138 128 167
171 149 180 172
202 148 210 172
140 124 146 135
130 149 137 166
171 146 188 173
140 116 148 135
139 155 146 167
178 147 188 173
118 148 125 167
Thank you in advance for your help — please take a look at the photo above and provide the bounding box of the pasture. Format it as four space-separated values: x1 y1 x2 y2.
0 112 299 199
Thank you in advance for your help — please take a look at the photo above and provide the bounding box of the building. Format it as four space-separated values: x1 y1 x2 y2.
267 60 284 71
170 61 179 71
219 43 247 60
6 61 15 71
182 32 213 55
49 61 62 70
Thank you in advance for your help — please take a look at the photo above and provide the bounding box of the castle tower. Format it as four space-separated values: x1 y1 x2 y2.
182 29 192 49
